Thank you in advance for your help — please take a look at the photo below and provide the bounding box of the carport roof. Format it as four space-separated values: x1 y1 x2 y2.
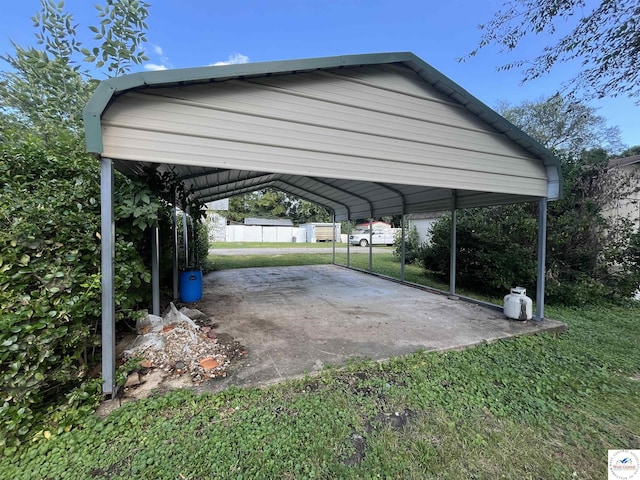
84 52 561 219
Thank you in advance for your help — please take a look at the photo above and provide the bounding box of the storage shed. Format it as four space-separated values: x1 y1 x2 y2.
300 223 341 242
84 52 562 394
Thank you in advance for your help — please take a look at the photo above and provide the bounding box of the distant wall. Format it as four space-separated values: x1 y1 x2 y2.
603 163 640 232
411 218 441 245
225 225 307 243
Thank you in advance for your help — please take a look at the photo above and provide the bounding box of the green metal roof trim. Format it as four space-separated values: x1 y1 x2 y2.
83 51 562 198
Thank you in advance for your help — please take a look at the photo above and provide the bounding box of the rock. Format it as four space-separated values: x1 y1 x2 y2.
174 361 185 370
140 359 152 369
207 330 217 339
179 307 207 320
125 372 141 387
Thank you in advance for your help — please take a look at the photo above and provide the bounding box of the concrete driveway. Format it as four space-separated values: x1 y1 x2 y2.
196 264 565 392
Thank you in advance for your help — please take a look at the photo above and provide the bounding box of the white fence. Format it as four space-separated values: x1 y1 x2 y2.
225 225 307 243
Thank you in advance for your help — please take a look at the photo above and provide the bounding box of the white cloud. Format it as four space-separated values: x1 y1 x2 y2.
211 53 250 66
144 63 168 71
143 43 171 71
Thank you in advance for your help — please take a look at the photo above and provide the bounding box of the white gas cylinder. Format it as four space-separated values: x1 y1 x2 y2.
503 287 533 321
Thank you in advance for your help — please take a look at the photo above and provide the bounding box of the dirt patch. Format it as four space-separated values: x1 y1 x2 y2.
341 433 367 466
339 408 415 466
366 409 415 432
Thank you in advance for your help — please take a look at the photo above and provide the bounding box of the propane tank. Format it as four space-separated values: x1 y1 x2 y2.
503 287 533 321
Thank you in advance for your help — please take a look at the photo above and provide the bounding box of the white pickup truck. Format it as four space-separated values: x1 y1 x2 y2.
349 228 398 247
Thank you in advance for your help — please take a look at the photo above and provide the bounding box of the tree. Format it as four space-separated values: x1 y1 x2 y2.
616 145 640 158
496 95 624 158
225 189 330 224
464 0 640 102
287 197 331 224
0 0 149 134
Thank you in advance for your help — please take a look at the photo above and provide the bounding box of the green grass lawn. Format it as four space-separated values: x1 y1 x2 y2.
210 241 350 249
2 253 638 479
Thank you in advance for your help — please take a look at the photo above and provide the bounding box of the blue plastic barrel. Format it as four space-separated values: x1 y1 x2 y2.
179 269 202 303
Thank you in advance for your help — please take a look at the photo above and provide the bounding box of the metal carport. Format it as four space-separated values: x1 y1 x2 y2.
83 52 562 395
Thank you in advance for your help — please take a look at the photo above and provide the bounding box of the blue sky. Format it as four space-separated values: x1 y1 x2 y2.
2 0 638 149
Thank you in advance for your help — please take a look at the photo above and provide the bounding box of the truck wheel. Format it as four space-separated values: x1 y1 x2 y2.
359 239 369 247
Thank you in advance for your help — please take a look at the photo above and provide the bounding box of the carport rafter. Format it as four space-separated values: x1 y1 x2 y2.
198 180 279 204
273 182 350 218
197 179 350 218
176 167 233 182
190 172 278 198
309 177 374 219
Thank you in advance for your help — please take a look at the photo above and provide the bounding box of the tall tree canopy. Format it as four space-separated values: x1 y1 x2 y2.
0 0 149 134
496 95 624 158
225 189 330 224
464 0 640 102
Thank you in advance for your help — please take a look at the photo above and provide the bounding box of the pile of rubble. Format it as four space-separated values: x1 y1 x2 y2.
121 303 245 386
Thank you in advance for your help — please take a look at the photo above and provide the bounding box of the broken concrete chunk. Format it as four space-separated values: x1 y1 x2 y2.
179 307 207 320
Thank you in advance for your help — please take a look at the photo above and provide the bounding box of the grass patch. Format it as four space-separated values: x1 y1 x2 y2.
210 241 346 249
214 253 335 269
2 304 638 478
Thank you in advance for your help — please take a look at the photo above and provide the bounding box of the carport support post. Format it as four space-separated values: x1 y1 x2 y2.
347 220 351 267
172 199 179 301
449 191 457 295
536 198 548 321
182 210 189 268
151 226 160 316
400 215 406 282
100 157 116 396
332 212 336 264
368 218 373 272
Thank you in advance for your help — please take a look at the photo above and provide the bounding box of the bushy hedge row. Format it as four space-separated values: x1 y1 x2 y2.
0 130 165 452
420 155 640 304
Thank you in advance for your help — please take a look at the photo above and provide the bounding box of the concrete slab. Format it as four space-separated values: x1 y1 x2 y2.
196 265 565 392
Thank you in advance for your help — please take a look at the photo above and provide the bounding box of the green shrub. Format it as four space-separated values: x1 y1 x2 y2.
421 206 538 294
0 131 166 452
421 191 640 305
176 212 214 274
392 223 423 264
